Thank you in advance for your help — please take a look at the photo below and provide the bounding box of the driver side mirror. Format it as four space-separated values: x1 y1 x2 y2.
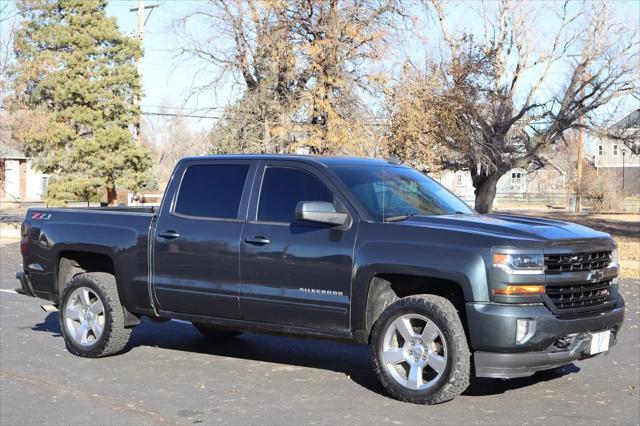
295 201 350 227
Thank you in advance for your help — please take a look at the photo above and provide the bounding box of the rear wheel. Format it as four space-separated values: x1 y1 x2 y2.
371 295 470 404
59 272 131 357
192 322 242 340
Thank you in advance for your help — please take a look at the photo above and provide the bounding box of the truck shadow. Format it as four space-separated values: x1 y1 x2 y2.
32 314 580 399
464 364 580 396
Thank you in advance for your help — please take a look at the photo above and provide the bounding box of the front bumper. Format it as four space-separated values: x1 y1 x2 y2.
467 297 624 379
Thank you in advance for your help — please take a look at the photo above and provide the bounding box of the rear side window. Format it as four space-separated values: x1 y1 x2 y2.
258 167 333 223
174 164 249 219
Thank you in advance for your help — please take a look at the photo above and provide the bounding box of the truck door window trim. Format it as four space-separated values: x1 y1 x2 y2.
170 162 253 222
253 165 352 226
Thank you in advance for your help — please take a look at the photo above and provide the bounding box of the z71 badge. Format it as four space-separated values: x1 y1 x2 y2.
31 212 52 220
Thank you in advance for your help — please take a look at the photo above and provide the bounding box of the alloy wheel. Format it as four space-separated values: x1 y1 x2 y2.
380 313 447 391
63 286 106 346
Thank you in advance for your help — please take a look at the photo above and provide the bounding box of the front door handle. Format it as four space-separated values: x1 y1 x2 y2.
245 236 271 245
158 230 180 239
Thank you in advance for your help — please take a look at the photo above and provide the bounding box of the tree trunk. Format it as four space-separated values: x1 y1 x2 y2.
472 172 502 213
107 185 118 206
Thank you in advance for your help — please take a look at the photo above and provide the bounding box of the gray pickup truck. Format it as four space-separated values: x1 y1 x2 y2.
16 155 624 404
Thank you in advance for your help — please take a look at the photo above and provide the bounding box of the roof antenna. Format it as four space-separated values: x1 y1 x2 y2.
387 154 402 165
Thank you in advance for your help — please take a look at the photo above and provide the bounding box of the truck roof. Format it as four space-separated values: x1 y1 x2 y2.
181 154 401 168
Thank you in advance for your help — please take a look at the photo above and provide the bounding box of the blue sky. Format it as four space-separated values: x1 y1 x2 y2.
103 0 639 143
105 0 226 130
2 0 638 150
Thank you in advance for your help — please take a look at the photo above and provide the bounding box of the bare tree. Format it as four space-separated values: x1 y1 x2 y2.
1 1 18 132
173 0 301 153
173 0 400 155
142 113 208 185
391 0 638 213
0 1 17 99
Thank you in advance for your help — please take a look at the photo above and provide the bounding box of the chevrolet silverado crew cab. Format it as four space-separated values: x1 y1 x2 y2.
16 155 624 404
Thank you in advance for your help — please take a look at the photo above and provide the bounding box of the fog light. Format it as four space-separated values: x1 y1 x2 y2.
516 319 536 344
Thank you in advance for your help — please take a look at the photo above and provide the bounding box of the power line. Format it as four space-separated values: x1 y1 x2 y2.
2 106 385 125
140 104 225 111
141 110 388 126
142 111 220 119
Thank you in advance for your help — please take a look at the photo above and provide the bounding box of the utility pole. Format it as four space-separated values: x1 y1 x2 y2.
568 53 587 214
129 1 159 145
622 148 626 193
576 113 584 213
136 0 144 81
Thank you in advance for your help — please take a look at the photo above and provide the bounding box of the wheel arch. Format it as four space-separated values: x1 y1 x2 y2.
56 250 140 327
360 270 472 343
57 250 116 298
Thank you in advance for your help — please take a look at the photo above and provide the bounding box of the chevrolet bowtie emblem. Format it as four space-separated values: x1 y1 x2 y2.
588 271 604 283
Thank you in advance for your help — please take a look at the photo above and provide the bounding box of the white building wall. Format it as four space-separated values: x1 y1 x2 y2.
595 138 640 168
436 170 474 203
25 159 48 200
496 168 527 194
3 159 20 200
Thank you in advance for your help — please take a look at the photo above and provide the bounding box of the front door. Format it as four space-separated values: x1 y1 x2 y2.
153 159 255 318
240 161 358 331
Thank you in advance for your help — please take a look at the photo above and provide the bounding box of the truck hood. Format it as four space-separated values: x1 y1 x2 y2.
398 213 611 244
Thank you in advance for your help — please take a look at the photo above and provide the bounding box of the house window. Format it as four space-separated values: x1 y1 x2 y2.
598 145 603 156
455 174 463 186
613 144 619 156
511 172 522 186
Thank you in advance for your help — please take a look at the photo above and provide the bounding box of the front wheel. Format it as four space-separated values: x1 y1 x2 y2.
371 295 471 404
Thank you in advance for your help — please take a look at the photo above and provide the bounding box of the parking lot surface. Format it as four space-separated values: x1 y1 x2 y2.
1 241 639 425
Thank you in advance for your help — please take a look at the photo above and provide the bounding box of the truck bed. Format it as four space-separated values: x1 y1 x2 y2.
20 206 156 311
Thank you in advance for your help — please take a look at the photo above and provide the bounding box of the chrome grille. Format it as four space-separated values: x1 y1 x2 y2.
544 251 612 274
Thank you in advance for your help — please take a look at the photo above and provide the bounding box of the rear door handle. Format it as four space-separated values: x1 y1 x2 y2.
245 236 270 245
158 230 180 239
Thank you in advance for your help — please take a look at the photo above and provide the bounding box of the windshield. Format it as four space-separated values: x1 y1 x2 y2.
331 166 474 221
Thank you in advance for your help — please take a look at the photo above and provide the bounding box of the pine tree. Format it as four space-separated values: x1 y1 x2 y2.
11 0 153 205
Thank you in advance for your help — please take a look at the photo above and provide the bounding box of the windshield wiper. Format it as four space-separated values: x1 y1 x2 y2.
383 213 417 222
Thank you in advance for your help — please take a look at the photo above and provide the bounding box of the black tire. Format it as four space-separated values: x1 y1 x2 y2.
371 295 471 404
192 322 242 340
59 272 131 357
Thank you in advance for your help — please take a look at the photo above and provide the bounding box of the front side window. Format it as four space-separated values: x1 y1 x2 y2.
174 164 249 219
613 144 619 156
258 167 334 223
332 166 473 221
598 145 603 156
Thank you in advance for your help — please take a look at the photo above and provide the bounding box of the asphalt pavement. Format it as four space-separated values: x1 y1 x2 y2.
1 241 638 425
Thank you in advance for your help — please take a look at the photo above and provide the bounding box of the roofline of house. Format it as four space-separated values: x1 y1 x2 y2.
0 155 29 160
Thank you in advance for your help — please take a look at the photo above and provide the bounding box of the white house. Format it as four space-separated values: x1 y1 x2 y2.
0 145 49 202
594 109 640 195
437 161 567 206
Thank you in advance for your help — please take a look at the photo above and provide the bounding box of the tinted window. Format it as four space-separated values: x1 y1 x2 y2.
258 167 333 223
174 164 249 218
332 166 473 221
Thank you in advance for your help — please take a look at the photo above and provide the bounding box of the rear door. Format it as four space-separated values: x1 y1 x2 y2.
153 159 256 318
240 161 358 331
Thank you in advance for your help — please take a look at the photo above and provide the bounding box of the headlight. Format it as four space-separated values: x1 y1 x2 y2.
610 248 619 267
493 252 544 274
